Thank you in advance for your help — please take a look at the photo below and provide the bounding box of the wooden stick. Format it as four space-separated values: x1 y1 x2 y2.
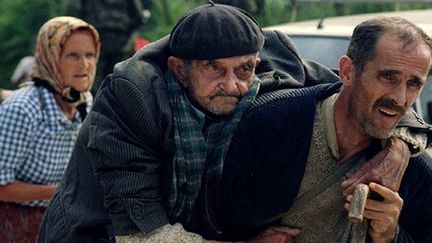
348 220 369 243
348 183 370 224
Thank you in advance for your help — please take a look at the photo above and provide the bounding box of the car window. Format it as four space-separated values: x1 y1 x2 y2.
418 76 432 123
289 35 350 70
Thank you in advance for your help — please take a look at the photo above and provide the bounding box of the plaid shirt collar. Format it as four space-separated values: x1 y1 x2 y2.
38 86 81 125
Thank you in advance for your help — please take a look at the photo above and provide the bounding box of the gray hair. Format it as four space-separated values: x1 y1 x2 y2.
347 16 432 76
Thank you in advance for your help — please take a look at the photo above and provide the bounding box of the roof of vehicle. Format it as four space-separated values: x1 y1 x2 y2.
265 8 432 37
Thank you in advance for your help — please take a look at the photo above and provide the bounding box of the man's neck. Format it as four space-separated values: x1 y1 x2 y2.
334 95 371 162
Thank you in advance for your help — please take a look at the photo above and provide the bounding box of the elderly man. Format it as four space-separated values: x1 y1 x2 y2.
220 16 432 242
37 3 322 242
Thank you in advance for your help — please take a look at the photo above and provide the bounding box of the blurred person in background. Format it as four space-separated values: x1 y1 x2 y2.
0 56 35 101
65 0 152 93
0 16 99 242
0 89 13 102
0 55 34 102
11 56 35 88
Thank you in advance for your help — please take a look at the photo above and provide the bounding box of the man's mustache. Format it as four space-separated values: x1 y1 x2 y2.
374 98 406 114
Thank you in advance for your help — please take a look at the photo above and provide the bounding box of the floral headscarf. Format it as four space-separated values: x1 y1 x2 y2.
32 16 100 106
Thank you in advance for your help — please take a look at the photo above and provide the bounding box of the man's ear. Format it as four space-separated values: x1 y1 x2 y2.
339 55 355 86
168 56 188 87
256 57 261 67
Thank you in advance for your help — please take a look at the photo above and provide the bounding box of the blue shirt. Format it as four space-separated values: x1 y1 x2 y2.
0 85 88 207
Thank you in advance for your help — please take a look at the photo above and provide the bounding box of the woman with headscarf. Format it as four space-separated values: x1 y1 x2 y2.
0 16 100 242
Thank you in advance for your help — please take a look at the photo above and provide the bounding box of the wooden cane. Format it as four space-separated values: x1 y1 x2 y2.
348 183 370 223
347 183 370 243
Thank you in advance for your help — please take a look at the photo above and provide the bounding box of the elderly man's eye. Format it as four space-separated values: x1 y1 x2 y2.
236 66 252 80
209 63 221 72
202 61 225 78
235 62 254 80
241 65 250 72
382 73 393 81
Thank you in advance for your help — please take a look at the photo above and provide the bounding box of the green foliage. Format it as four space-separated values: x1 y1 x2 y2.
138 0 203 41
0 0 64 89
295 2 339 22
255 0 291 26
343 1 432 15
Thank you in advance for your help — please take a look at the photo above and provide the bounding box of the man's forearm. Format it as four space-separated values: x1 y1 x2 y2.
0 180 56 202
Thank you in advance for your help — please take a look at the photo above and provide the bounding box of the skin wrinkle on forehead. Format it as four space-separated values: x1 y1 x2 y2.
179 54 259 116
379 45 430 83
368 35 430 88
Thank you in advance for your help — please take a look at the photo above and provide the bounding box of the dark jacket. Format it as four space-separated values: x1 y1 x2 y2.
220 83 432 242
36 30 429 242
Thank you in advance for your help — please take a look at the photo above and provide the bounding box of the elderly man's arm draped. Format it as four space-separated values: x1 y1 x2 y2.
87 63 178 237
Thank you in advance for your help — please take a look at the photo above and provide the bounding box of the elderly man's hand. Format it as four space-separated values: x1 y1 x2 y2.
341 137 410 195
203 226 300 243
247 226 301 243
345 183 403 243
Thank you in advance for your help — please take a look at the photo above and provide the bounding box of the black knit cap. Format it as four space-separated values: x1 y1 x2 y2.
169 1 264 60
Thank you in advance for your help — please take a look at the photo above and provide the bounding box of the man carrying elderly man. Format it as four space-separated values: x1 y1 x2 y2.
220 15 432 243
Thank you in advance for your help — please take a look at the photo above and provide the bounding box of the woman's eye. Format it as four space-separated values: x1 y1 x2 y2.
85 52 95 59
66 53 77 59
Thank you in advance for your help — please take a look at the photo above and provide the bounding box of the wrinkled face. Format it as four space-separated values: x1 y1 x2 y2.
176 53 260 116
346 34 431 139
58 30 97 92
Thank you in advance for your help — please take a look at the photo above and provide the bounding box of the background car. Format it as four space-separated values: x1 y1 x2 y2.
266 9 432 123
